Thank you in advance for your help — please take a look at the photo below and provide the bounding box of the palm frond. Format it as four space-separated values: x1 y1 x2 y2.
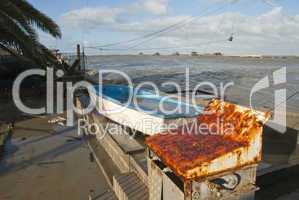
0 0 62 67
10 0 61 38
0 0 38 40
0 16 53 67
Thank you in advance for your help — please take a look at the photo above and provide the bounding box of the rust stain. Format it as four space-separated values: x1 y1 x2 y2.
146 99 270 181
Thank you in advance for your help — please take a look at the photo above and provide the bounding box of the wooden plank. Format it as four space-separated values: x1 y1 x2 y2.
130 153 148 186
132 152 147 172
96 190 117 200
98 129 148 186
87 110 148 185
113 173 148 200
97 131 130 173
108 124 145 154
86 140 113 189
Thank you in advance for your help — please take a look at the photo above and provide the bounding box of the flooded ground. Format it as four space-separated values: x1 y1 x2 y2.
87 55 299 111
0 115 112 200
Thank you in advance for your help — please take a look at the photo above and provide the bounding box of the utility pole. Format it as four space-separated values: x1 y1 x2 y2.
76 44 81 71
82 46 86 72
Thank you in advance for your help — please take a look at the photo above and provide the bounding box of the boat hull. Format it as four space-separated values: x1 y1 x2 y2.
90 84 201 135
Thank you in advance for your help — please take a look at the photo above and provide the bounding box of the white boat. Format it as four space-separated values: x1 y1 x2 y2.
89 84 203 135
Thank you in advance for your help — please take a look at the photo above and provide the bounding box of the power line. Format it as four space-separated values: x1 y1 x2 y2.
86 16 193 49
128 9 229 50
125 5 232 50
90 38 230 52
86 1 238 49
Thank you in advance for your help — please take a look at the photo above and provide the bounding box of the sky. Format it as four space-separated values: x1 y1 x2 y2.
27 0 299 55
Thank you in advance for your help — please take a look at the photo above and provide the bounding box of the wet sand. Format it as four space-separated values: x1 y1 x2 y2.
0 116 111 200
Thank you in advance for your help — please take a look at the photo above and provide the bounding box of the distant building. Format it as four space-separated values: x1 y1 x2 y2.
240 55 262 58
172 52 180 56
262 55 272 58
214 52 222 56
191 52 198 56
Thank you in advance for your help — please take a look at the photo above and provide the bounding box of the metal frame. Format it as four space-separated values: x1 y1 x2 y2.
147 149 257 200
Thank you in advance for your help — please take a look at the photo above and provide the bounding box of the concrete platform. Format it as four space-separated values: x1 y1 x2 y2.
0 126 112 200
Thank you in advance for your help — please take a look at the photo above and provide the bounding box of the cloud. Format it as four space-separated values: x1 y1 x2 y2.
55 3 299 55
94 6 299 40
209 0 239 3
128 0 169 15
60 7 124 28
107 7 299 54
142 0 169 15
113 15 189 33
262 0 279 7
60 0 170 29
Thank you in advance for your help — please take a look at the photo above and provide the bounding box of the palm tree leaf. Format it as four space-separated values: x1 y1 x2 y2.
0 12 37 49
0 16 53 67
10 0 61 38
0 0 62 67
0 0 38 40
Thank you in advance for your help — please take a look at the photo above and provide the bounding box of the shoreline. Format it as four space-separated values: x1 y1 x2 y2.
83 54 299 59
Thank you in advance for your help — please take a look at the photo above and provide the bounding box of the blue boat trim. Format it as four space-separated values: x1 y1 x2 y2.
92 84 203 119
